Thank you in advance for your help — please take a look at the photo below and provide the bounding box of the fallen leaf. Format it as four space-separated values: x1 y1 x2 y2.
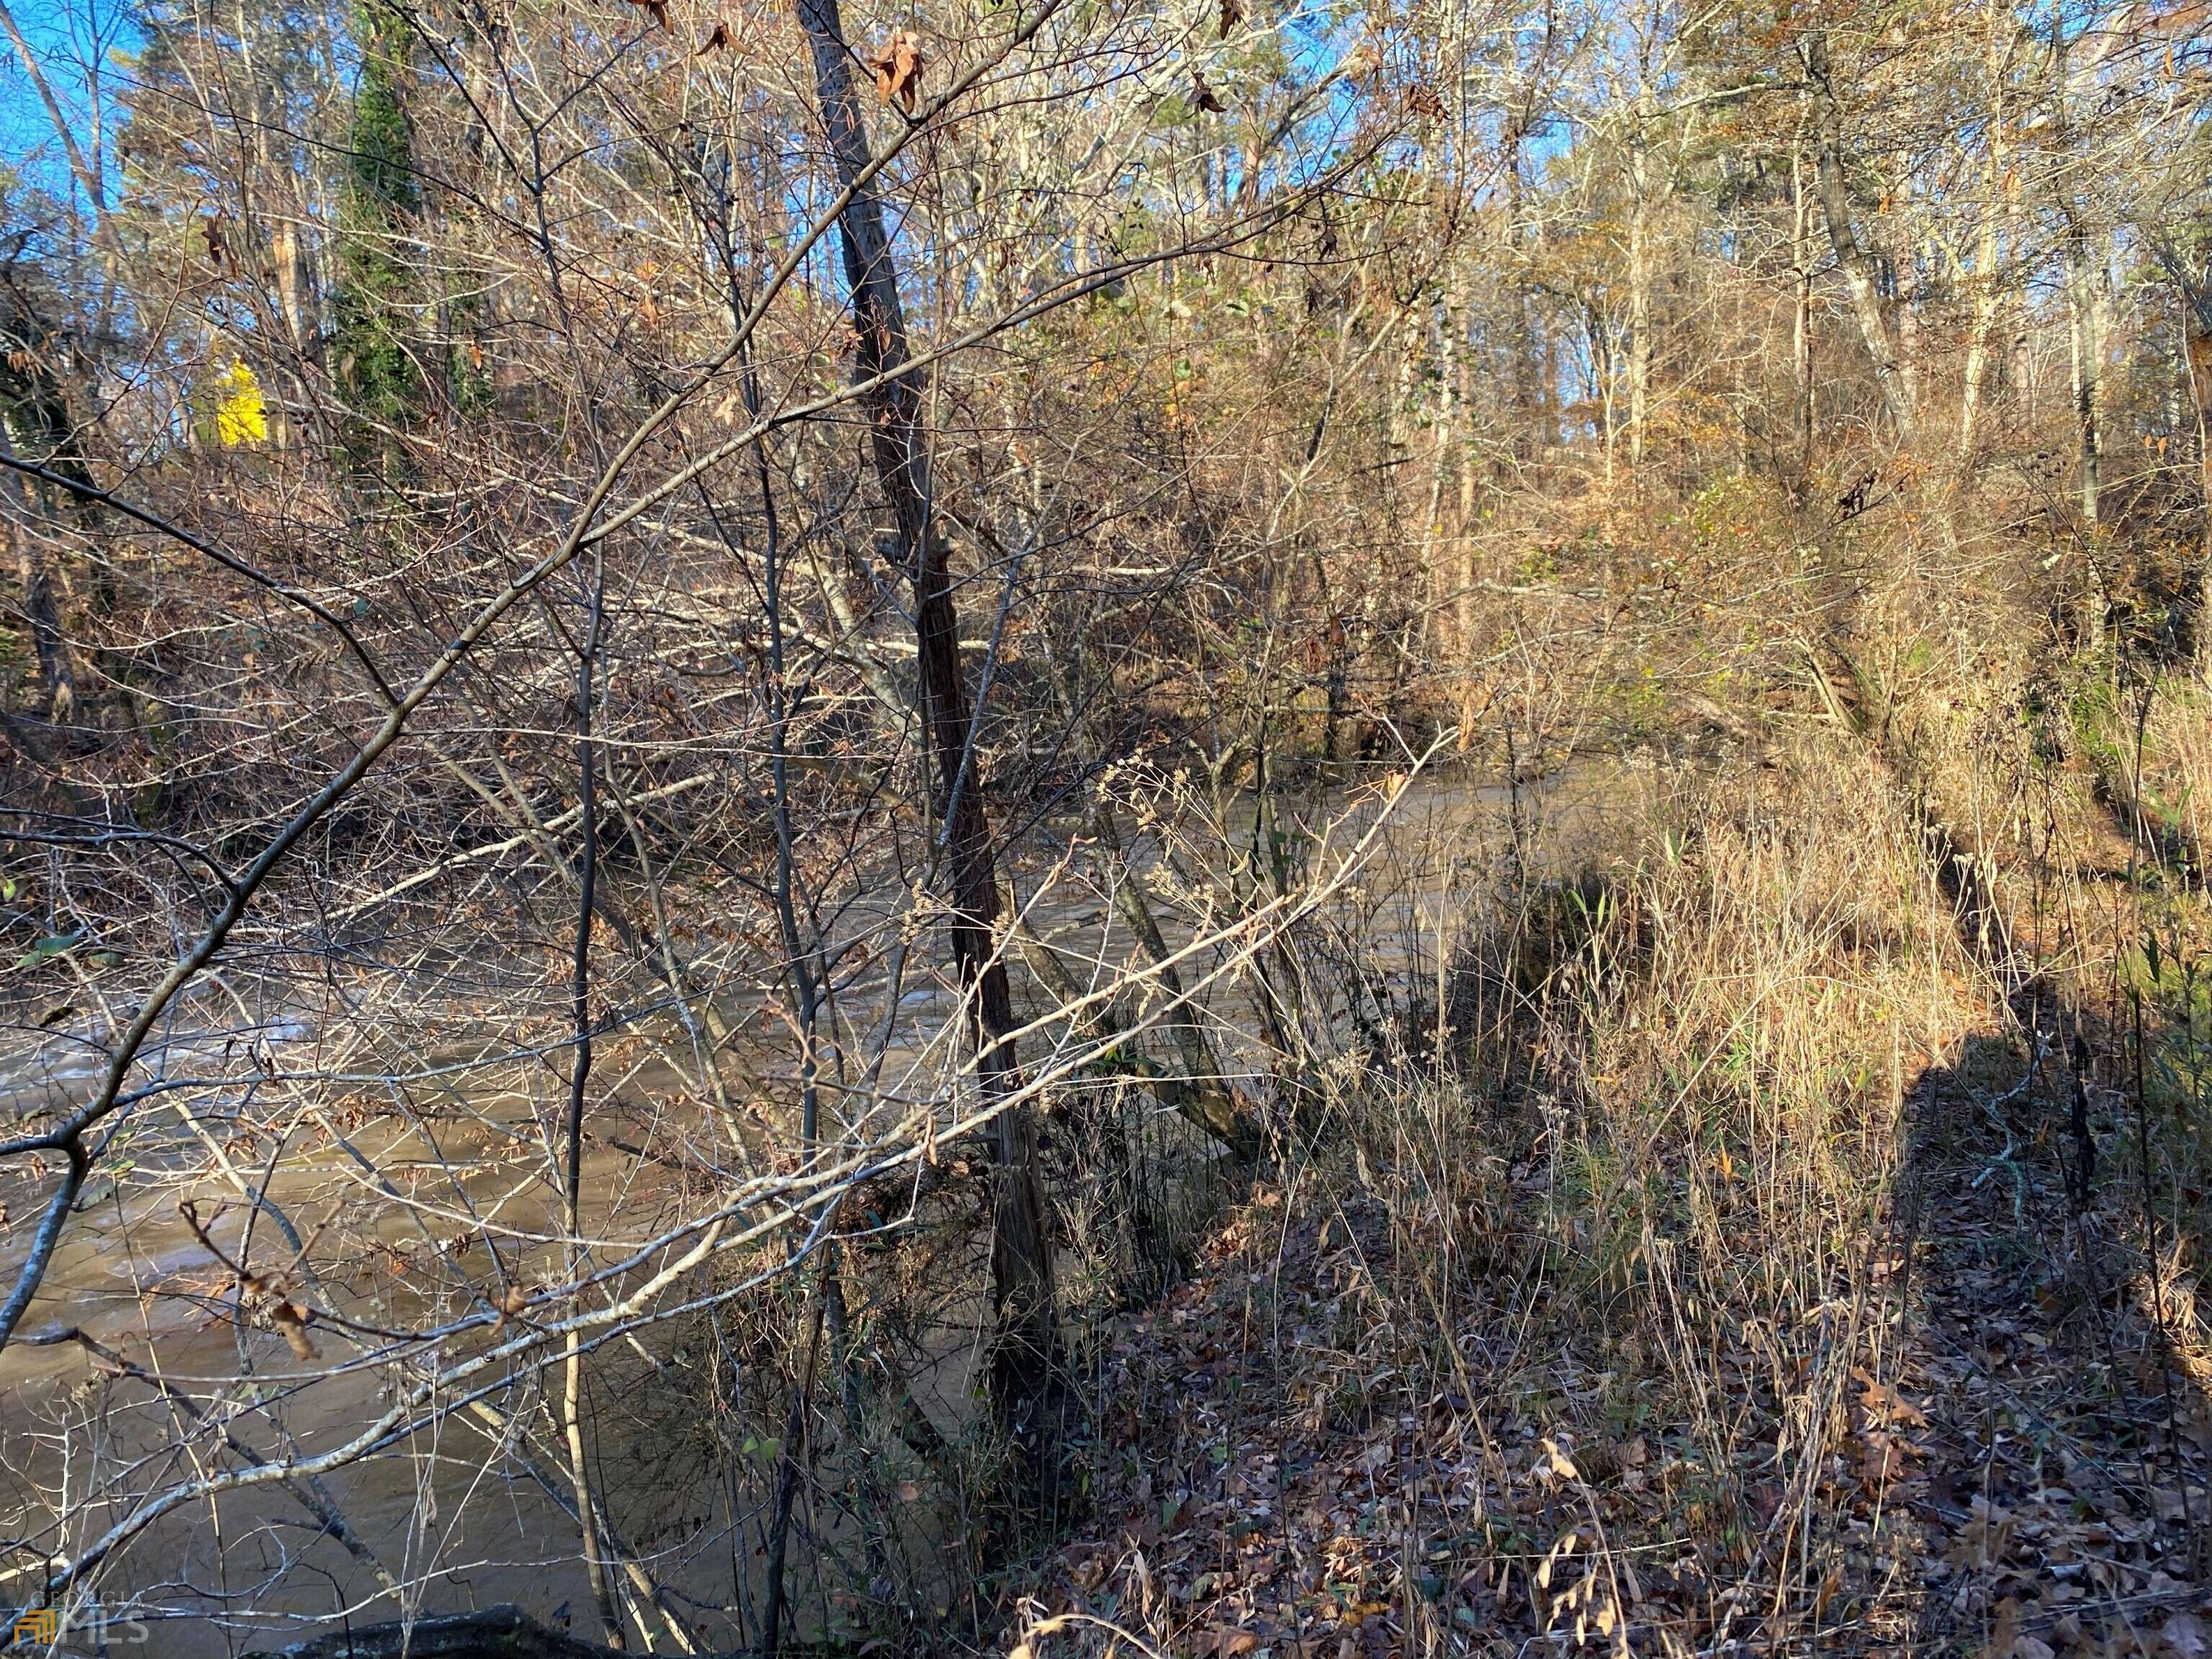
1947 1501 2014 1572
1853 1366 1928 1429
1534 1437 1581 1483
2163 1614 2209 1659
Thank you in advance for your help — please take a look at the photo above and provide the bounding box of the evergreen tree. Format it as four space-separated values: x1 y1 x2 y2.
330 0 421 459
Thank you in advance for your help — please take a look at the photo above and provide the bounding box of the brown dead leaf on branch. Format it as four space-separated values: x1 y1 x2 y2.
1218 0 1242 36
867 31 927 108
622 0 670 30
271 1301 318 1360
489 1282 531 1334
696 18 732 51
1190 70 1227 113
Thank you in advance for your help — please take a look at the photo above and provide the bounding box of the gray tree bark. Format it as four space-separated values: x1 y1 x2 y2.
1806 35 1916 447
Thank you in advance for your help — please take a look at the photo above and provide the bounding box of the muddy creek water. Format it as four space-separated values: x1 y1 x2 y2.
0 763 1645 1653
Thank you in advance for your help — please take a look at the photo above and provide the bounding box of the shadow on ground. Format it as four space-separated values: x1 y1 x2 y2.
1891 1008 2210 1655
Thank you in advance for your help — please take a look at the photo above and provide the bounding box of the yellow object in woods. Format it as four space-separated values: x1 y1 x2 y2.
214 360 266 446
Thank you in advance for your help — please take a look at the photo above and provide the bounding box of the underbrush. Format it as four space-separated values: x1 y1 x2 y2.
1022 743 2015 1655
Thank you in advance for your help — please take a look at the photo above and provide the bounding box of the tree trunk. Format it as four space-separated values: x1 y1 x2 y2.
1012 905 1259 1163
1806 35 1915 447
0 397 77 723
1956 218 2002 464
1503 127 1537 469
1627 142 1653 479
2175 270 2212 676
2065 210 2103 530
1088 807 1262 1159
1897 218 1921 423
1421 288 1457 618
1957 5 2010 464
1 471 73 721
792 0 1064 1449
1791 145 1815 467
561 571 625 1650
243 1606 626 1659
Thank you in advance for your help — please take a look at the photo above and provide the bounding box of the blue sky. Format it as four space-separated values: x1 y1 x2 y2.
0 0 136 204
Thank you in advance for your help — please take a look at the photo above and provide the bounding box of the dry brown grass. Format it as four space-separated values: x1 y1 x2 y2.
1018 739 2073 1656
